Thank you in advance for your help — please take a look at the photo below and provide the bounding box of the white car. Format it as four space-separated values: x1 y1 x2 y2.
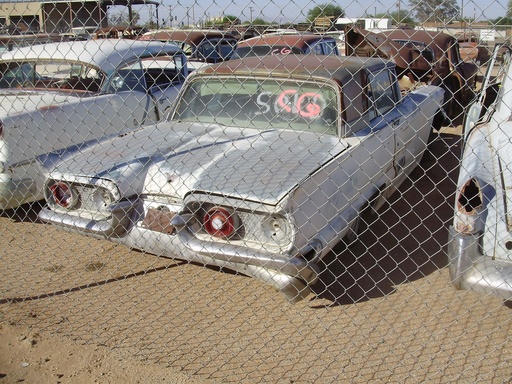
448 45 512 300
39 55 444 302
0 39 187 209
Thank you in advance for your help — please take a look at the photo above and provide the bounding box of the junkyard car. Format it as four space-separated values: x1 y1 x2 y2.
0 32 61 53
0 39 187 209
230 33 340 59
447 45 512 300
346 27 478 123
139 29 238 71
39 55 444 302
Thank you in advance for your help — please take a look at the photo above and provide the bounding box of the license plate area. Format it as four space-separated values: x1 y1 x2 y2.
141 207 176 234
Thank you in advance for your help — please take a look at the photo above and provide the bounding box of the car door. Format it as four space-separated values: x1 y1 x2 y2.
365 67 434 195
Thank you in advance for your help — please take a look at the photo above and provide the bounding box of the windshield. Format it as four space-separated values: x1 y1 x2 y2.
0 60 104 92
173 77 339 135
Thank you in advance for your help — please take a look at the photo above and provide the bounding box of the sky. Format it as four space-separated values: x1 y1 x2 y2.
128 0 508 27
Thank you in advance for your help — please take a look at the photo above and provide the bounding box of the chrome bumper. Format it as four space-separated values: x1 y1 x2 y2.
38 198 140 238
39 202 321 302
118 213 321 303
447 226 512 300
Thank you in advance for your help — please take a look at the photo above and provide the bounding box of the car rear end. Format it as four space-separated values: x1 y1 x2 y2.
448 122 512 300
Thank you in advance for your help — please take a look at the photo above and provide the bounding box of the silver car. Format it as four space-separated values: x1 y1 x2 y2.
0 39 187 209
39 55 444 302
448 45 512 300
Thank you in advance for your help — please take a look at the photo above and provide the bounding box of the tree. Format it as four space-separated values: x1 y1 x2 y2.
408 0 459 23
509 0 512 18
490 17 512 25
251 18 269 25
223 15 241 25
307 4 345 22
375 11 416 27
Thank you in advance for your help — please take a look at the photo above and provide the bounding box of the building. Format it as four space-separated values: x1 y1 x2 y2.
0 0 160 34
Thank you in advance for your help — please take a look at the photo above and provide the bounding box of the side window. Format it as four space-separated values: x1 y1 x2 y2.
369 70 397 115
219 40 237 60
197 40 221 62
0 62 34 87
325 41 338 55
107 60 146 93
342 71 372 135
312 43 324 55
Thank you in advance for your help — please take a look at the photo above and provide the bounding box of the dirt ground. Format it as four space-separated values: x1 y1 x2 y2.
0 133 511 383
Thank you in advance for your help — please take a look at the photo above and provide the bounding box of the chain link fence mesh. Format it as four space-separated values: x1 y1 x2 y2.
0 0 511 382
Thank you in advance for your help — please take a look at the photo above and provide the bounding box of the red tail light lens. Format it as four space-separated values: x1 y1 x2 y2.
204 207 239 238
49 182 76 208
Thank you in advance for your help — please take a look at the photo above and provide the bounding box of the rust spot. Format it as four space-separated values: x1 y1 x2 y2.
457 178 482 213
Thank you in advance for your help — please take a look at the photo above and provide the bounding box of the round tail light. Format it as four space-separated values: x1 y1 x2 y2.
49 182 76 208
204 207 239 238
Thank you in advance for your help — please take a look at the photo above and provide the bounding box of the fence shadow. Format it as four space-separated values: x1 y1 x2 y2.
310 132 463 306
0 200 45 223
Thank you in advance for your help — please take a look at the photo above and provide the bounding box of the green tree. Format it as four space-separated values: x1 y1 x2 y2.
307 4 345 22
223 15 241 25
408 0 459 23
375 10 416 26
490 17 512 25
508 0 512 18
251 18 269 25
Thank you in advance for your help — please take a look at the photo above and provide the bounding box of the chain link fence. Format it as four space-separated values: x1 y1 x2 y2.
0 0 511 382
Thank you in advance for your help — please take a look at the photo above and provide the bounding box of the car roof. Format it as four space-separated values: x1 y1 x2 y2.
0 39 183 73
140 29 238 45
381 29 457 54
196 54 392 84
238 34 336 49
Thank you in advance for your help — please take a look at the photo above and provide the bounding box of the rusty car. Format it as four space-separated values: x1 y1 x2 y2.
0 39 187 209
447 44 512 300
345 27 478 124
38 54 444 302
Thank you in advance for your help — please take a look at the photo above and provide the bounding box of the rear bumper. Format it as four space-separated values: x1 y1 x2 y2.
447 226 512 300
39 201 320 302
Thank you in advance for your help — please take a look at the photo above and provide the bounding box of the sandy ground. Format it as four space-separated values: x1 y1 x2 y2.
0 134 511 383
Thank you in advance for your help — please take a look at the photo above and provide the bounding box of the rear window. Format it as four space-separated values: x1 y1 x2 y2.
174 77 339 135
231 45 304 60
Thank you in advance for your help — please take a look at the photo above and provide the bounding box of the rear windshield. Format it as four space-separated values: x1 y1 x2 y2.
0 60 104 92
231 45 304 60
173 77 339 135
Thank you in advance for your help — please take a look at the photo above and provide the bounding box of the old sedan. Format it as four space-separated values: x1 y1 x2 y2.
0 39 187 209
447 45 512 300
230 33 340 59
346 27 478 124
39 55 444 302
139 29 238 71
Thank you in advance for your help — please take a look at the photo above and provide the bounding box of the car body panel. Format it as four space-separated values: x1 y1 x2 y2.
39 54 444 302
448 44 512 300
0 39 187 209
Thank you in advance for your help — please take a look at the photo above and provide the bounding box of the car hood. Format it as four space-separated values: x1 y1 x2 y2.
0 90 81 117
48 122 349 205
